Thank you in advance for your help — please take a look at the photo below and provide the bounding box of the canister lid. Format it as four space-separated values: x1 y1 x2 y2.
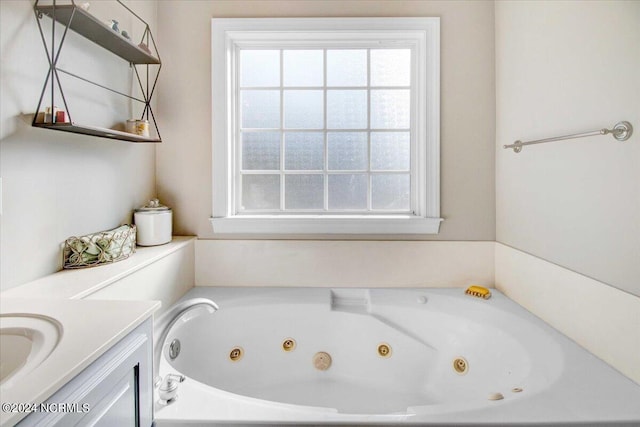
135 198 171 212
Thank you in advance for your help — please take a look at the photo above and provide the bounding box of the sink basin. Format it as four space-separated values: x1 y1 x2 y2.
0 315 62 389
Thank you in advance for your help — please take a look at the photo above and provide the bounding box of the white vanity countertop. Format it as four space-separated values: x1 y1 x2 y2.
0 298 160 427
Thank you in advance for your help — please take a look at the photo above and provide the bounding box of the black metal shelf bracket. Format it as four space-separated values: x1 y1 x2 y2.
32 0 162 143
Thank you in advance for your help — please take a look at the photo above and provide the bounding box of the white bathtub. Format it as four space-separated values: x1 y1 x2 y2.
154 288 640 426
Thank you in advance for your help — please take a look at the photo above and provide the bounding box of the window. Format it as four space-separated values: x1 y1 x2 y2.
211 18 441 234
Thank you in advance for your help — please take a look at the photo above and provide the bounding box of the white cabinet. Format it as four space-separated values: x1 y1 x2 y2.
18 319 153 427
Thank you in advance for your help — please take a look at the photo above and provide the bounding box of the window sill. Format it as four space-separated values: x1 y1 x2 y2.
210 216 443 235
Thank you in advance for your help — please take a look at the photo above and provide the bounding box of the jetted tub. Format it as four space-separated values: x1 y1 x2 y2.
154 288 640 426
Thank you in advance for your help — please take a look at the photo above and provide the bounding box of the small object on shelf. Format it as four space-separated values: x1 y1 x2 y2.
121 30 131 40
106 19 120 33
138 42 152 55
135 119 150 137
63 224 136 269
37 107 69 123
55 110 69 123
44 105 58 123
126 119 137 134
80 2 90 11
134 199 172 246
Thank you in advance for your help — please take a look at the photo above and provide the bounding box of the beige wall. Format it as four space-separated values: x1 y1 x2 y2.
156 0 496 241
196 240 494 287
495 1 640 296
0 0 158 290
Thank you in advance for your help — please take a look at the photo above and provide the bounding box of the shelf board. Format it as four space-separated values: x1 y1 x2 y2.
33 122 161 143
35 4 160 65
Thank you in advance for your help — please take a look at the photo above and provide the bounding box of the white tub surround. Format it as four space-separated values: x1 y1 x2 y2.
495 243 640 385
196 240 494 287
2 237 195 315
155 287 640 425
0 298 159 427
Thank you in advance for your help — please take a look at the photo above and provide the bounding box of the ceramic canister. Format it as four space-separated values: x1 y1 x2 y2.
134 199 172 246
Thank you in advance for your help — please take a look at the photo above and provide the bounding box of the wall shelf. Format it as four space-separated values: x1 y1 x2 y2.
33 0 161 143
33 122 161 143
35 4 160 64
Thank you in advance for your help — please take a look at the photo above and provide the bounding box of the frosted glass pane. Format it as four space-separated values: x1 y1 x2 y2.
327 50 367 87
241 90 280 129
285 132 324 170
370 49 411 86
285 174 324 209
327 90 367 129
372 174 410 210
242 132 280 170
284 90 323 129
242 174 280 210
328 132 367 170
240 50 280 87
284 50 323 87
371 132 410 170
328 174 368 209
371 90 410 129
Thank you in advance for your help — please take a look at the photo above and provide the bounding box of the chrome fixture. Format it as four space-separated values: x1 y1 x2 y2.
153 298 218 384
504 121 633 153
157 373 185 404
169 339 181 360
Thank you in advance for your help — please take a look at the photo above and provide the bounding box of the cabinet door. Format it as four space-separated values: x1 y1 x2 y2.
77 365 139 427
19 319 153 427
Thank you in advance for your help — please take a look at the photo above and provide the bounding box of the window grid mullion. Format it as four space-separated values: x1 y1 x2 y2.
241 170 409 175
279 49 285 212
323 48 329 211
239 85 410 90
235 47 243 215
237 209 412 215
366 48 372 212
241 128 411 132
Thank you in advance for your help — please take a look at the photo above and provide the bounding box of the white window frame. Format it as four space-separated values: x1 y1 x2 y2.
211 18 441 234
